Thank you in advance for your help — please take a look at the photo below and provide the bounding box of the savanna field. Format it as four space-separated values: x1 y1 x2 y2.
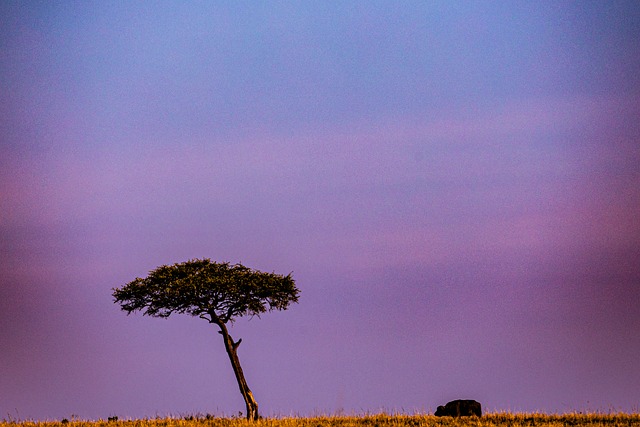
3 413 640 427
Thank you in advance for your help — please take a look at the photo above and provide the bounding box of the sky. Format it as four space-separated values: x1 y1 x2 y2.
1 0 640 420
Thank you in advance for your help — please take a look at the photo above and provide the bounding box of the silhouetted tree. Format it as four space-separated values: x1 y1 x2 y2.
112 259 299 420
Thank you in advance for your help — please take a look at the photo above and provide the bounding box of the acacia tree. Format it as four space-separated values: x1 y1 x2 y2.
112 258 299 420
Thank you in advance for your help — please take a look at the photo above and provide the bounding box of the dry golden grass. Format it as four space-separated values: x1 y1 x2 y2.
3 413 640 427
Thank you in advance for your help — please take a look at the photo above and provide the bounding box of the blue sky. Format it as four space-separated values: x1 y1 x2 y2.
2 1 639 419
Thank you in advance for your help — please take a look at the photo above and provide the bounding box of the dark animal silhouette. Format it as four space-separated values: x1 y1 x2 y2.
434 399 482 417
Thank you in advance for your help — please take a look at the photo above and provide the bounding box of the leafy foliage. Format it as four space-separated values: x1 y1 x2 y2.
112 259 299 324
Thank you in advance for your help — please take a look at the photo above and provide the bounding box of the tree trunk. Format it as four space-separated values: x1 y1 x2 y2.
215 321 259 421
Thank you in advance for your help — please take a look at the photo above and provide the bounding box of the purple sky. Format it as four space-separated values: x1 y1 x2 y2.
2 1 640 420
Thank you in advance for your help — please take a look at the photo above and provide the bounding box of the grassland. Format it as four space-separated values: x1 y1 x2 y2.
3 413 640 427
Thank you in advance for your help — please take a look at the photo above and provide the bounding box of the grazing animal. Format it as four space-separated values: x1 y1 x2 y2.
434 399 482 417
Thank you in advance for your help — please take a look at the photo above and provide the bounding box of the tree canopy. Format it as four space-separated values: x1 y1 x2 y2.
113 258 299 324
